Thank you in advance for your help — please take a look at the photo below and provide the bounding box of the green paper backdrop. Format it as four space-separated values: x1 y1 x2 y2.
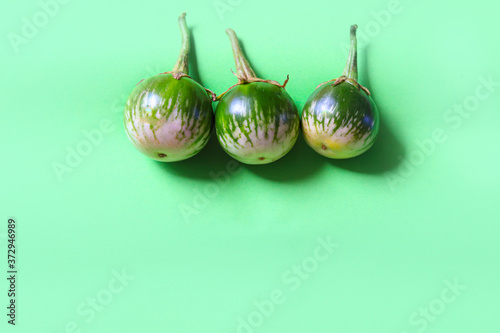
1 0 499 332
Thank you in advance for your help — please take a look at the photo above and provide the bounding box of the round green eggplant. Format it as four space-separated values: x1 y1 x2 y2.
216 82 299 164
215 29 299 165
124 74 213 161
123 13 214 162
302 25 379 159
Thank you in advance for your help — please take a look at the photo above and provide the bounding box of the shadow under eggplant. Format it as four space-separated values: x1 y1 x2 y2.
245 132 325 182
156 131 233 180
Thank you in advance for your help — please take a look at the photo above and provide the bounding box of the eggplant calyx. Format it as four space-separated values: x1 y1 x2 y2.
157 71 216 101
204 87 217 101
316 76 371 96
162 71 191 80
216 73 289 101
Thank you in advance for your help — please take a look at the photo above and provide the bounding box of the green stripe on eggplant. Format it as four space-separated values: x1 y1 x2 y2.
124 74 214 162
215 82 299 164
301 82 379 159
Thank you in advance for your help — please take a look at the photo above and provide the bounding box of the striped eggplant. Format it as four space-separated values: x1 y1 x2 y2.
123 13 215 162
302 25 379 159
215 29 300 165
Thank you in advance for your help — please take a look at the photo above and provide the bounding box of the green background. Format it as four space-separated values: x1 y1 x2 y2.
1 0 499 332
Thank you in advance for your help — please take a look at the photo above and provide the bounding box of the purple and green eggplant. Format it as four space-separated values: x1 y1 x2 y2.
302 25 379 159
215 29 300 165
123 13 215 162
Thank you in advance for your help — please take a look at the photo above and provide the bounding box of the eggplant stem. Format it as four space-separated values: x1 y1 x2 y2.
172 13 190 75
217 28 290 101
226 29 257 81
315 25 370 96
342 25 358 81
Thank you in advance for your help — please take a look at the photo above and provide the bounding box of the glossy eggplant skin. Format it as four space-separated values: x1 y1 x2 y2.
302 81 379 159
124 73 214 162
215 82 299 165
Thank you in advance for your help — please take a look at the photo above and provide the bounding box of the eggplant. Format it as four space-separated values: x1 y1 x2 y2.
215 29 300 165
123 13 215 162
302 25 379 159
